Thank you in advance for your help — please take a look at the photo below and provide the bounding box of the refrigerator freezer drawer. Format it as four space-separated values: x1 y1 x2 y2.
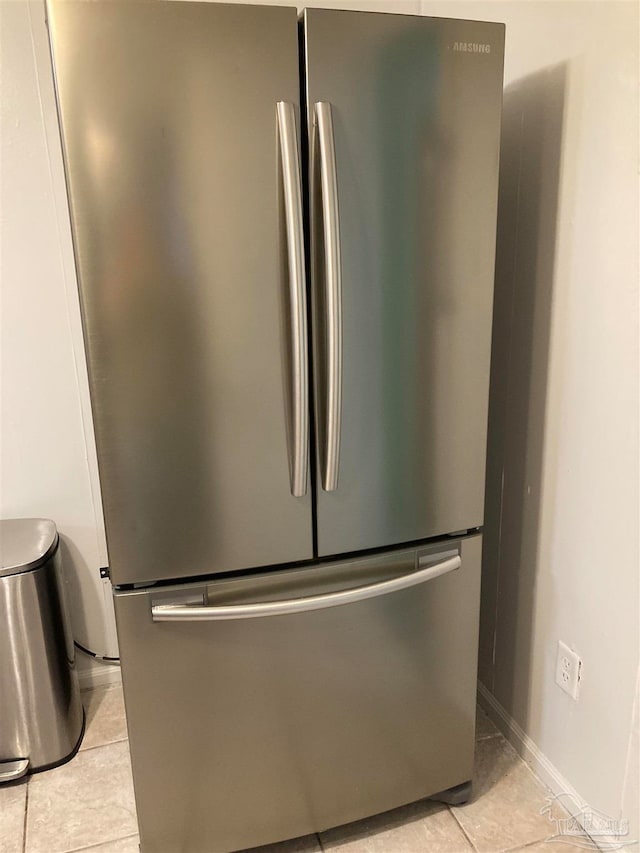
114 535 482 853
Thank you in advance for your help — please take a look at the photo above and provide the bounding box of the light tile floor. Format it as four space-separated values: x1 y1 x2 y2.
1 685 587 853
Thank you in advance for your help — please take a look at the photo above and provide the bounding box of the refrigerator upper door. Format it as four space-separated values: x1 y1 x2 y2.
304 10 504 557
48 1 312 585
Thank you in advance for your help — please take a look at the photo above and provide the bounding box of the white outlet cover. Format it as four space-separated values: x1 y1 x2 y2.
555 640 582 700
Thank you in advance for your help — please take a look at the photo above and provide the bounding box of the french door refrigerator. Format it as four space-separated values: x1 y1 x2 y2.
47 2 504 851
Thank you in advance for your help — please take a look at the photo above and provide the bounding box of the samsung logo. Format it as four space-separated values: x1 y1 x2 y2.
453 42 491 54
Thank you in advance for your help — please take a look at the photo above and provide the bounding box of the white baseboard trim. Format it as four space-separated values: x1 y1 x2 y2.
477 680 579 798
78 659 122 691
477 681 630 852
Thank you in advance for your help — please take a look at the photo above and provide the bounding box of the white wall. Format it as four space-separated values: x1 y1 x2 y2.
420 0 639 840
1 0 120 683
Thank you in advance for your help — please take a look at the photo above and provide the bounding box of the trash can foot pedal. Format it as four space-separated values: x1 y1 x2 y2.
0 758 29 784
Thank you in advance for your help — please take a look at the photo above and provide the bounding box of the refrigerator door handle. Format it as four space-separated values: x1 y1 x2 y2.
277 102 309 498
314 102 343 492
151 554 461 621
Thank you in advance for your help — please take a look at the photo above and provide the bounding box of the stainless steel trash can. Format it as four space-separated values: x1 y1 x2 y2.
0 518 84 783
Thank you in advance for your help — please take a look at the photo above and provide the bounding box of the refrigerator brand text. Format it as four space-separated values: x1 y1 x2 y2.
453 42 491 53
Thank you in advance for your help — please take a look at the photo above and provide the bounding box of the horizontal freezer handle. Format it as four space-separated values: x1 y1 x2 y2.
151 554 461 622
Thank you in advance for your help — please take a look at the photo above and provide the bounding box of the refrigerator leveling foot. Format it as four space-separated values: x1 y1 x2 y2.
429 780 472 805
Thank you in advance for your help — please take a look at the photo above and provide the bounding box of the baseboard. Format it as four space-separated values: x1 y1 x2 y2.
78 659 122 690
477 681 631 852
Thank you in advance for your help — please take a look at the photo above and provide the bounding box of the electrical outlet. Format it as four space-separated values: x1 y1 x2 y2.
555 641 582 700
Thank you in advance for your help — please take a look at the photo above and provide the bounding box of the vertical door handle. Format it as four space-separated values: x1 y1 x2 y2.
314 102 342 492
277 102 308 497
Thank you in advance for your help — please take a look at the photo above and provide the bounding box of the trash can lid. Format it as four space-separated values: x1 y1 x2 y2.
0 519 59 578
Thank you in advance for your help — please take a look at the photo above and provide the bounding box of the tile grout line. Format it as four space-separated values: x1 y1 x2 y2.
63 832 139 853
22 779 29 853
501 842 544 852
497 836 555 853
78 736 129 755
447 804 480 853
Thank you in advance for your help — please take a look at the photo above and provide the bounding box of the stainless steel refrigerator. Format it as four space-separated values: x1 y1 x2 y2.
47 2 504 850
